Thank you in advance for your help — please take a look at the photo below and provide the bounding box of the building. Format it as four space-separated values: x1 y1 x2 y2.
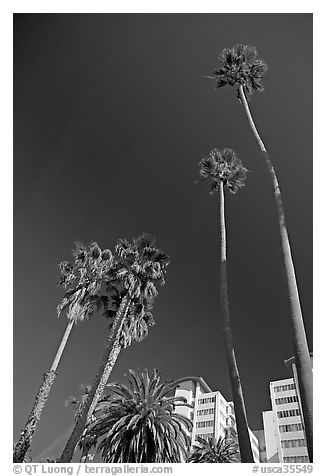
174 377 260 462
252 429 267 463
262 355 312 463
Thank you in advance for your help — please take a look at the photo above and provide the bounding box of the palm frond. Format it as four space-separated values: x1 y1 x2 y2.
57 241 116 324
83 370 192 463
209 43 267 98
198 147 247 195
188 435 240 463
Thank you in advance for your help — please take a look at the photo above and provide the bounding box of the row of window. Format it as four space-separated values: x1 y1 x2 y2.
274 383 295 392
198 397 215 405
283 456 309 463
197 408 214 416
275 396 298 405
279 423 303 432
281 439 306 449
277 409 301 418
196 420 214 428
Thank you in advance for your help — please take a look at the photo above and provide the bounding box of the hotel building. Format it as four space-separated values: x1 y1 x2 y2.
262 356 312 463
174 377 260 462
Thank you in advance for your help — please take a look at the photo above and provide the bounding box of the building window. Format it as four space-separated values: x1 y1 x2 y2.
198 397 215 405
281 439 306 448
275 396 298 405
197 408 214 416
283 456 309 463
277 409 301 418
279 423 304 432
196 420 214 429
274 383 295 393
226 404 234 415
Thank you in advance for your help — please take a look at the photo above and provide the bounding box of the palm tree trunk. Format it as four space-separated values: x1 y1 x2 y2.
219 180 254 463
13 319 75 463
239 85 313 461
58 294 132 463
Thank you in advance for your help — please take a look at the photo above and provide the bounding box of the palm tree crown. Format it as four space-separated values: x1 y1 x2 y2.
188 435 240 463
199 147 248 194
83 369 192 463
209 43 267 97
114 233 169 300
104 287 155 348
57 241 114 323
118 295 155 348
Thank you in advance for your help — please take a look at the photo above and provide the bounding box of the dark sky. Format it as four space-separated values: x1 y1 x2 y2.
13 13 312 460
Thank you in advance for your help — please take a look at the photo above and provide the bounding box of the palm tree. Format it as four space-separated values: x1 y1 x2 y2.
199 147 254 463
188 435 240 463
82 369 192 463
13 242 112 463
58 234 169 463
208 43 313 460
78 294 156 463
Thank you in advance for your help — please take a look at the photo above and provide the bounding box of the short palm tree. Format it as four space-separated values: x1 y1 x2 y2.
199 147 254 463
82 369 192 463
59 234 169 463
188 435 240 463
13 241 112 463
208 43 313 460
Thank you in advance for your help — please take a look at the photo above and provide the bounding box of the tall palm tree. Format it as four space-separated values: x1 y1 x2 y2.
58 234 169 463
82 369 192 463
208 43 313 460
188 435 240 463
13 242 112 463
78 294 156 463
199 147 254 463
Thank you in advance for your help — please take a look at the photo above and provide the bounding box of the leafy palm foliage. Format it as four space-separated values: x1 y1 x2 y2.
84 233 170 417
208 43 267 97
199 147 248 194
83 369 192 463
104 286 155 349
188 435 240 463
114 233 169 299
58 235 170 463
57 241 114 323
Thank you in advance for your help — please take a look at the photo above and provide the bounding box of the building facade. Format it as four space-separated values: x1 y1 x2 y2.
253 429 267 463
174 377 260 462
262 355 312 463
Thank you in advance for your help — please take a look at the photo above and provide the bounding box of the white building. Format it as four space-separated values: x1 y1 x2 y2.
174 377 260 462
262 356 312 463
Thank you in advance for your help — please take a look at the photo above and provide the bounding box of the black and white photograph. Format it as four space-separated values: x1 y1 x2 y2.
12 10 313 468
